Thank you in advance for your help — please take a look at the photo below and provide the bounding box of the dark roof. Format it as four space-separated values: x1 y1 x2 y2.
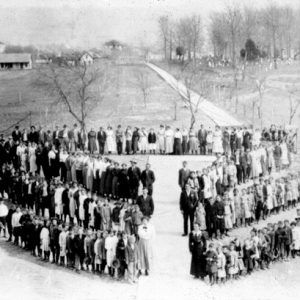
0 53 31 63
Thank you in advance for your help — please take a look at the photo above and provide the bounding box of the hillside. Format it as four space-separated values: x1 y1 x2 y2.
0 59 299 134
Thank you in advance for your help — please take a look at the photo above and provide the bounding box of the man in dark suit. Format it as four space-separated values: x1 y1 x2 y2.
197 124 207 155
141 163 155 196
127 159 141 201
97 127 107 155
180 183 198 236
12 125 22 142
136 188 154 217
178 161 190 190
28 126 39 144
52 125 60 148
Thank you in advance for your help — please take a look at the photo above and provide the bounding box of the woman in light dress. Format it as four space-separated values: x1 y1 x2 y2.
188 128 198 154
105 231 118 274
139 128 148 154
28 142 37 174
252 129 261 148
138 217 155 275
106 126 115 154
212 126 223 154
165 126 174 154
157 125 165 154
68 183 78 222
17 142 28 172
224 197 233 232
194 201 206 231
79 189 87 226
40 220 50 260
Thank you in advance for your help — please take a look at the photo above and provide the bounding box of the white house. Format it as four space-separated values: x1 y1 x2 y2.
80 52 94 66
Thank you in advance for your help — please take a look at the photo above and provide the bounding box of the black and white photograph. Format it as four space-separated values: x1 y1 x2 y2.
0 0 299 299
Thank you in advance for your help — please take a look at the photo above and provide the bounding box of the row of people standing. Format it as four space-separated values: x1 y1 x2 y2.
4 123 296 157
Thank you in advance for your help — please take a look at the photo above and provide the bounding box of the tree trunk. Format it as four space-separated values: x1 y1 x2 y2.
164 38 167 61
169 31 173 61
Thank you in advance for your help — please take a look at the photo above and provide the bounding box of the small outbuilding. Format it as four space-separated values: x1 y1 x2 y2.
0 53 32 70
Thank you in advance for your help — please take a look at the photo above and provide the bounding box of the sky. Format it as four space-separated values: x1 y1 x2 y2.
0 0 298 49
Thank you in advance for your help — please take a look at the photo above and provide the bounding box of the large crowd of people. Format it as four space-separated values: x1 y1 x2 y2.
0 196 155 283
189 217 300 285
0 121 299 285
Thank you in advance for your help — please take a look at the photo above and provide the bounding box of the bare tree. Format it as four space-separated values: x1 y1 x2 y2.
34 61 108 131
287 85 300 124
177 64 210 134
210 12 228 58
134 69 152 108
175 15 203 62
263 2 282 69
251 76 266 128
158 16 169 61
223 2 243 68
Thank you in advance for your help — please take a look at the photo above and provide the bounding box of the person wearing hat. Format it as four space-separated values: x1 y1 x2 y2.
128 159 141 200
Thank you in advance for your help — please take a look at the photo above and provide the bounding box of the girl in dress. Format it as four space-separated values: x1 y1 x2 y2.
194 201 206 231
206 243 218 285
40 220 50 261
228 242 239 279
216 245 226 283
241 189 251 227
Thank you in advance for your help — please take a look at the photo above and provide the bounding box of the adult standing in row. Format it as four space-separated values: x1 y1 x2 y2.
180 183 198 236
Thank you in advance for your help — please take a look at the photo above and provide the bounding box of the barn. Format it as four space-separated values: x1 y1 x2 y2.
0 53 32 70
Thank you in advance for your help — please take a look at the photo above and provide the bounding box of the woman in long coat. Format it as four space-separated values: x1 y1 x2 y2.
189 223 207 279
88 129 97 154
118 164 130 200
